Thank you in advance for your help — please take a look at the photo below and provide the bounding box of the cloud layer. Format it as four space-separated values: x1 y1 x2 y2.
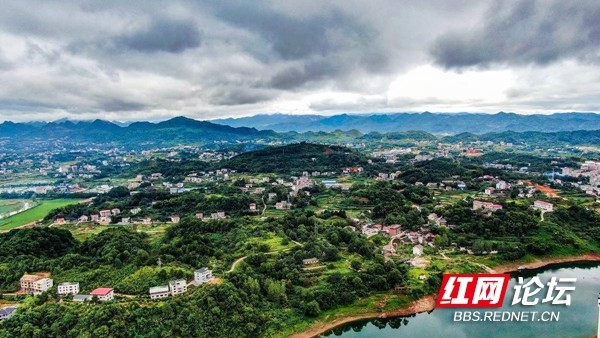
0 0 598 121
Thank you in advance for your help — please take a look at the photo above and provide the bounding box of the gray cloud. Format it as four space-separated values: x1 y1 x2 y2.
431 1 600 68
117 19 202 53
0 1 598 121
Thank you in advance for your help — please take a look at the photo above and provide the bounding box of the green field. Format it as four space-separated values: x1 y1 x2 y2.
0 199 81 231
0 199 27 215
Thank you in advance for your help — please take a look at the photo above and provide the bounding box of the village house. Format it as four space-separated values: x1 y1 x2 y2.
382 243 396 255
120 217 130 224
249 203 257 211
0 306 17 322
496 180 510 190
111 208 121 216
149 285 170 300
72 294 93 302
413 244 424 256
55 217 66 225
383 224 402 236
168 279 188 296
194 267 213 286
472 200 503 212
195 213 204 219
533 200 554 212
275 201 290 210
170 215 180 223
141 218 152 225
211 211 226 219
268 193 277 201
78 215 88 223
99 209 112 217
57 282 79 295
91 214 99 222
20 273 53 295
90 287 114 301
484 187 496 195
302 257 320 265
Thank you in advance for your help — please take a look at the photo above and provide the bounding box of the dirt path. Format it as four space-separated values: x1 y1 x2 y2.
227 241 303 273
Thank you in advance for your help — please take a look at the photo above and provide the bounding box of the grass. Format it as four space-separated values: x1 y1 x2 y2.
0 199 27 214
0 199 82 231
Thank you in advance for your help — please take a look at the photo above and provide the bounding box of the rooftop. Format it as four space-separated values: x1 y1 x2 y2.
149 286 169 294
90 287 113 296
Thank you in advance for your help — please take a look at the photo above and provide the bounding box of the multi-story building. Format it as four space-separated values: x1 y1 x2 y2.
57 282 79 295
194 268 213 286
168 279 188 296
20 273 53 295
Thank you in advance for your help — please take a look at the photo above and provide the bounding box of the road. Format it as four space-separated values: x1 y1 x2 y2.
226 240 304 273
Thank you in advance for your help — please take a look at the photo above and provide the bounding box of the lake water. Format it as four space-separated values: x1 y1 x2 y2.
323 262 600 338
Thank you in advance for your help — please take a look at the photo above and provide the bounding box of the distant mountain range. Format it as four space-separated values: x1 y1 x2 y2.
0 116 275 147
213 112 600 134
4 114 600 151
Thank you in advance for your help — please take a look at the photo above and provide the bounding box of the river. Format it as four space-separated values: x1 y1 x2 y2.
322 261 600 338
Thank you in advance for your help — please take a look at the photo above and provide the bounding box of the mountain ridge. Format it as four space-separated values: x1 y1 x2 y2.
211 112 600 134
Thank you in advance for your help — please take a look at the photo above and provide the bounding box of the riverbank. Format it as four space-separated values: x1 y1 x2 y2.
290 295 436 338
493 253 600 273
290 253 600 338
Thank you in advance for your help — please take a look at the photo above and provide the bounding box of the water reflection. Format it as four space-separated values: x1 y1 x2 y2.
322 261 600 338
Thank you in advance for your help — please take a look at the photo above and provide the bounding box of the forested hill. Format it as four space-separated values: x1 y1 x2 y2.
223 142 369 174
0 116 276 147
441 129 600 146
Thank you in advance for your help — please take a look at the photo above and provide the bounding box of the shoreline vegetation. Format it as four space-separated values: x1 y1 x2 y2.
290 253 600 338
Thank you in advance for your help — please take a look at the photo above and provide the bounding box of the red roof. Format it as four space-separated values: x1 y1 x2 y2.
91 287 113 296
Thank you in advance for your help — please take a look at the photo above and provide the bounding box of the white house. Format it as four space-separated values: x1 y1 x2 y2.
57 282 79 295
168 279 188 296
90 288 114 301
484 187 496 195
533 200 554 212
149 285 170 300
194 268 213 286
496 180 510 190
413 244 424 256
0 306 17 321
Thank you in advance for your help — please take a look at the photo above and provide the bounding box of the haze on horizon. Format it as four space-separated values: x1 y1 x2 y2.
1 0 600 122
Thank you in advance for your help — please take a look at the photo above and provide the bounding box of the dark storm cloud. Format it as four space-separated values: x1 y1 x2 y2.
211 2 372 60
207 87 274 106
117 19 202 53
97 98 148 112
431 0 600 68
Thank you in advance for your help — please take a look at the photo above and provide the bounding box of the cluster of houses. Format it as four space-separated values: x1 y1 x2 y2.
472 200 503 212
18 273 113 302
562 161 600 198
55 208 121 225
149 268 213 300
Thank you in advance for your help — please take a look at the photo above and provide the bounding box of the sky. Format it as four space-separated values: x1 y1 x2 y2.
1 0 600 122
